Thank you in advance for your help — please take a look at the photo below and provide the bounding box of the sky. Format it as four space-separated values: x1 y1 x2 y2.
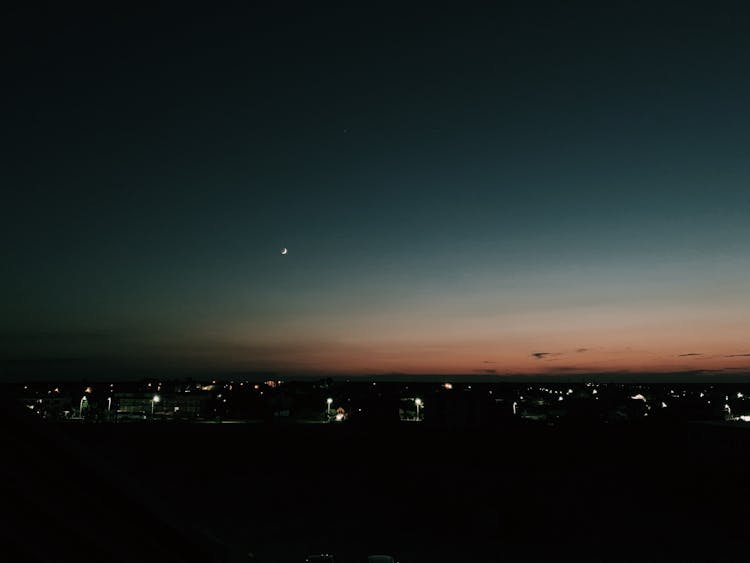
4 2 750 379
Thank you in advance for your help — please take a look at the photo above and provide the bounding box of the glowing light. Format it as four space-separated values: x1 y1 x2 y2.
414 397 423 421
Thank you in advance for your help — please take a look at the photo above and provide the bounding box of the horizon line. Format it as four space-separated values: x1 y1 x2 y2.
5 370 750 384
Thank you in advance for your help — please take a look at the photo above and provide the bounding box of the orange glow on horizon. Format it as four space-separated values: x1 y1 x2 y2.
146 300 750 376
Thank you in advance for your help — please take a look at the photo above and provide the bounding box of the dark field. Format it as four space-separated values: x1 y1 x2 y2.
6 413 750 562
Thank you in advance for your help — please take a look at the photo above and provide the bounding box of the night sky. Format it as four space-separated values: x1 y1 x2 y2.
5 2 750 378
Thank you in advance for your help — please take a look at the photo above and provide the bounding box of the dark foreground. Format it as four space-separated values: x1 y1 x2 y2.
4 405 750 562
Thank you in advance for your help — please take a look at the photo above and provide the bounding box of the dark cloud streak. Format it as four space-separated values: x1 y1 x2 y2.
532 352 562 360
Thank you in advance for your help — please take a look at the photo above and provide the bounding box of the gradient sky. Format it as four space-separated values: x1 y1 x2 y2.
5 2 750 379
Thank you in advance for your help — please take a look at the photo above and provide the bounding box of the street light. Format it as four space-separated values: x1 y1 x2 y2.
414 397 423 421
326 397 333 417
151 394 161 416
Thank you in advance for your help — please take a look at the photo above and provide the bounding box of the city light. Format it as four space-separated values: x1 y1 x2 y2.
18 380 747 427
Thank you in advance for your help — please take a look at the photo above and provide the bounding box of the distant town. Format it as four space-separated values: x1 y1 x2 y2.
10 378 750 427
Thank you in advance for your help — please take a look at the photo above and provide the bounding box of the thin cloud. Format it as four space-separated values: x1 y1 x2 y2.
474 368 497 374
678 353 703 357
576 348 589 353
725 354 750 358
532 352 561 360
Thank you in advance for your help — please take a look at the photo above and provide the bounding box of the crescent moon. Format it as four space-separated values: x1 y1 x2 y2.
281 247 288 255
